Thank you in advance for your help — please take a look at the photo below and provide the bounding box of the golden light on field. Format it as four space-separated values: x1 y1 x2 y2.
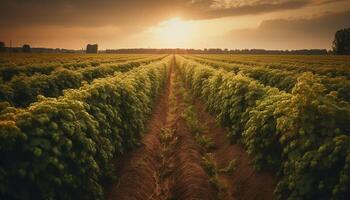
149 17 196 48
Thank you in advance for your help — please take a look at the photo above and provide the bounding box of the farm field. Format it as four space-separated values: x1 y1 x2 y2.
0 53 350 200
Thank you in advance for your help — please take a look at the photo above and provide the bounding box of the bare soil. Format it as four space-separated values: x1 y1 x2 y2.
193 99 276 200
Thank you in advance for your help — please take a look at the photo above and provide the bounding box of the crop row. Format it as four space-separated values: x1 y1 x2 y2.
0 55 166 107
185 55 350 102
0 54 148 82
0 56 171 199
176 55 350 200
194 54 350 78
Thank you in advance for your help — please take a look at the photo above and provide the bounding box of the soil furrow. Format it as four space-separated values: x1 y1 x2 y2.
108 58 215 200
171 117 215 200
193 99 276 200
107 64 170 200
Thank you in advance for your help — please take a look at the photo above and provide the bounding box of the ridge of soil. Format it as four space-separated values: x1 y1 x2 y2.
192 99 276 200
171 117 215 200
106 63 170 200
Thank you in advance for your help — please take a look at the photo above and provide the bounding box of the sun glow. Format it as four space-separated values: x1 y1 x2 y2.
149 17 196 47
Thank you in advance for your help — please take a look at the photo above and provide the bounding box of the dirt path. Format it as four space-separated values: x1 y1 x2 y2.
107 58 215 200
192 99 276 200
106 71 169 200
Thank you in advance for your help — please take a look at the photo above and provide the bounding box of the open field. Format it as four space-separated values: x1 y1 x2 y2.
0 54 349 200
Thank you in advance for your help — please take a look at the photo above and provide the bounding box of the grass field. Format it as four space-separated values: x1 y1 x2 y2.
0 54 349 200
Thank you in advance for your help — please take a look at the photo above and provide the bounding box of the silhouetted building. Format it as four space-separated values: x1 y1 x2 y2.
0 42 5 52
22 44 31 53
86 44 98 53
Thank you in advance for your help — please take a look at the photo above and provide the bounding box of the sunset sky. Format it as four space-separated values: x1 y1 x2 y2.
1 0 350 50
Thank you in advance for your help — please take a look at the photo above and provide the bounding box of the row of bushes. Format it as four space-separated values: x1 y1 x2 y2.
192 54 350 79
0 56 165 107
0 56 171 199
186 55 350 102
176 55 350 200
0 54 146 82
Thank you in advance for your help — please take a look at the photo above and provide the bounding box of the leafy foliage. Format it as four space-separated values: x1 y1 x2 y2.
0 56 170 199
0 56 165 107
186 55 350 102
176 55 350 200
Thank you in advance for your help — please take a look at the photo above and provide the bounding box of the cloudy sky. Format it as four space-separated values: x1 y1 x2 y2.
0 0 350 50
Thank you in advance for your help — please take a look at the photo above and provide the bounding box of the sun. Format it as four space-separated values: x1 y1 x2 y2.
150 17 195 47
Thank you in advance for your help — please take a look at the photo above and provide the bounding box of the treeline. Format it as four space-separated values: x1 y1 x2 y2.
0 47 336 55
0 42 331 55
0 46 330 55
105 48 329 55
1 47 78 53
0 41 331 55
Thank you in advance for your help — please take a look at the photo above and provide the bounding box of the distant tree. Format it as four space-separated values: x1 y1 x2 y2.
0 42 5 52
332 28 350 55
22 44 31 53
86 44 98 53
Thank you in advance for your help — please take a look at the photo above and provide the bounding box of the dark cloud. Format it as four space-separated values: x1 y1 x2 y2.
228 10 350 49
187 0 309 19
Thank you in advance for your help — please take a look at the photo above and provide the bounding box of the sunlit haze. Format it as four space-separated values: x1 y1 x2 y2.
150 18 197 48
0 0 350 49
